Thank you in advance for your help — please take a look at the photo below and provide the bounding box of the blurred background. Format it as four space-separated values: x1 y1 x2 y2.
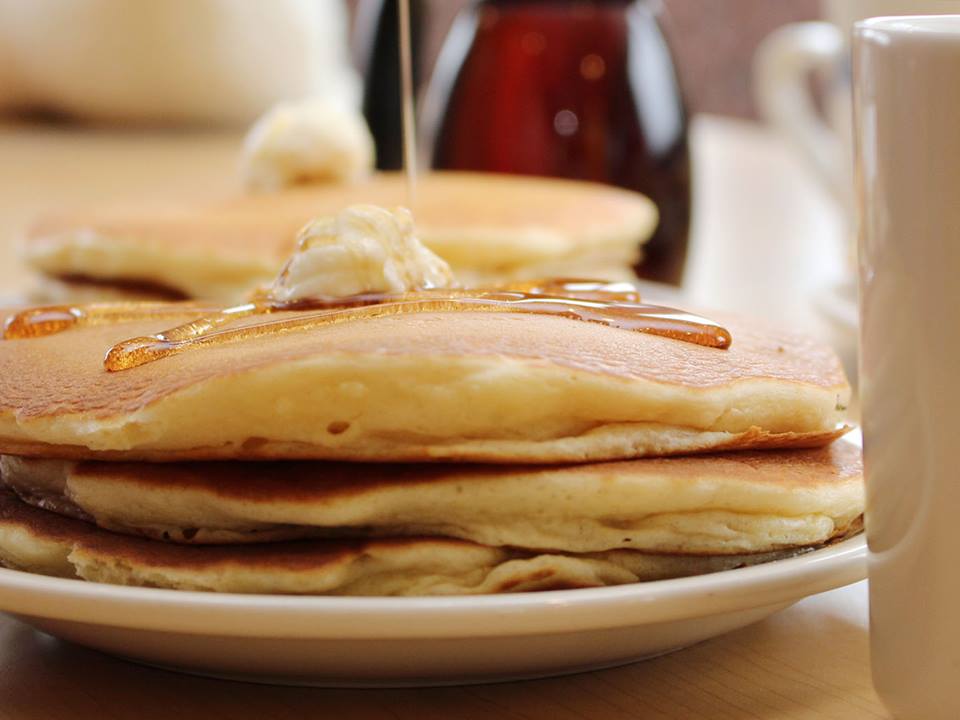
2 0 821 124
627 0 818 119
1 0 856 373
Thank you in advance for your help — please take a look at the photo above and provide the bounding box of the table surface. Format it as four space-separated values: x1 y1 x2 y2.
0 116 885 719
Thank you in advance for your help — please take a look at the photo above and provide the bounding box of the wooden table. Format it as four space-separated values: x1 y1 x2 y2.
0 116 886 719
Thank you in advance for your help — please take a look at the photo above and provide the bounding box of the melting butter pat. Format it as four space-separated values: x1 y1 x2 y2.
241 99 375 192
270 205 457 301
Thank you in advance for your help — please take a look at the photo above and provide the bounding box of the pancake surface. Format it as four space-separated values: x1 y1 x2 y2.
1 440 864 554
0 491 838 595
0 305 849 462
25 172 658 300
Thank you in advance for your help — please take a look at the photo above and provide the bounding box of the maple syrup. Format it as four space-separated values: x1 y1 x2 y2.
3 280 732 372
398 0 417 208
2 302 212 340
99 284 731 372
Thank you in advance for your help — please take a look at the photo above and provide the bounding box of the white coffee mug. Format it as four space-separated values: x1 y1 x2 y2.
854 15 960 720
756 0 960 217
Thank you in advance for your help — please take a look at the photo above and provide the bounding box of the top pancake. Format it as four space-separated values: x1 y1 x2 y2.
25 172 658 300
0 303 850 462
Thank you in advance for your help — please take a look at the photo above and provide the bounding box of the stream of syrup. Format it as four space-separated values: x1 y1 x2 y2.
398 0 417 209
3 280 732 372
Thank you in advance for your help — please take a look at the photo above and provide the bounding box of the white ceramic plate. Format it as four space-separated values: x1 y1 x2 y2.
0 535 866 686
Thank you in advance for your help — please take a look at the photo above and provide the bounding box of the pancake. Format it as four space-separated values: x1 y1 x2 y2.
27 275 189 304
0 306 850 462
24 172 658 301
0 490 834 595
0 440 864 555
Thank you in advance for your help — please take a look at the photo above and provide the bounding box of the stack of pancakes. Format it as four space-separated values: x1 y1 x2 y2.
0 299 863 595
22 172 658 303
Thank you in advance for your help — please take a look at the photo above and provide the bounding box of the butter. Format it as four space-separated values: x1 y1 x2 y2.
241 99 375 192
269 205 456 301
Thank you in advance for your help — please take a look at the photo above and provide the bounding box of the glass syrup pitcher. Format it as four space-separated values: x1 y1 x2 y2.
421 0 691 285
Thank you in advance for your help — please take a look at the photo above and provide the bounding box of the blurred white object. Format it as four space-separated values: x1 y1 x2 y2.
754 21 848 211
754 0 960 387
241 99 375 191
754 0 960 220
0 0 359 125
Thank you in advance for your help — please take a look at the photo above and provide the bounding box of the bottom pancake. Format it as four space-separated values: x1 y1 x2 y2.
0 491 847 596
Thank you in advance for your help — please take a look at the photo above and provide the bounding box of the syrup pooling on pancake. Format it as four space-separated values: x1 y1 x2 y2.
2 280 733 370
2 301 214 339
101 282 732 372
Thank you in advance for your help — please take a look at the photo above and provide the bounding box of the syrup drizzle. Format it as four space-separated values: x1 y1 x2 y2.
3 280 732 372
398 0 417 209
2 302 214 339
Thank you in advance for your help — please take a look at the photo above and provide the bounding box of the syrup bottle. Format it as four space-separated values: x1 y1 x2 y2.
355 0 428 171
421 0 691 285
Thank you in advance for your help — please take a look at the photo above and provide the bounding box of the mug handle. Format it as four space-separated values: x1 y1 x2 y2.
754 22 847 205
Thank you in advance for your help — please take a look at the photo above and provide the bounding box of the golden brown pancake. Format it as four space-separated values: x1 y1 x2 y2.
0 490 837 595
0 306 850 462
27 275 189 304
24 172 658 301
0 440 864 555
